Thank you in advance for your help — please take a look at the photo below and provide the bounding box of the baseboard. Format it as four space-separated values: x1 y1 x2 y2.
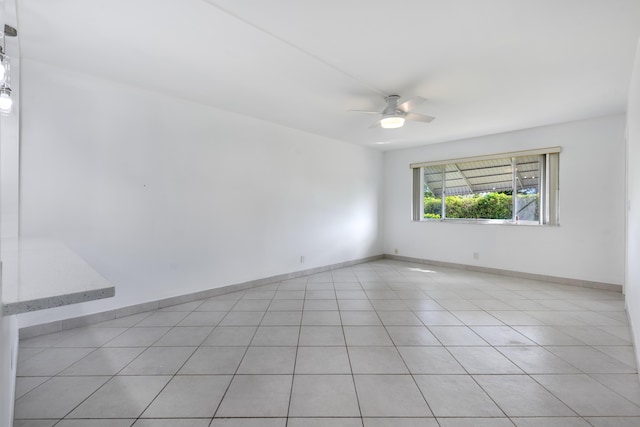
383 254 622 293
19 254 384 339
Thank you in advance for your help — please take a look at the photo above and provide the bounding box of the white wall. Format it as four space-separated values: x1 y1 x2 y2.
384 115 626 285
626 39 640 370
17 59 383 327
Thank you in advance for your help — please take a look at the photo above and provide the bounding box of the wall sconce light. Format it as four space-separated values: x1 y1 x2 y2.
0 25 17 115
0 84 12 113
0 47 9 83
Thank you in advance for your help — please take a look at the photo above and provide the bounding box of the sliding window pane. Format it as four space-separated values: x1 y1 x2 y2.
515 155 541 222
444 158 513 220
423 165 444 219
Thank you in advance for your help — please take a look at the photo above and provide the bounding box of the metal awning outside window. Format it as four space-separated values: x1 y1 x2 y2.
423 155 541 198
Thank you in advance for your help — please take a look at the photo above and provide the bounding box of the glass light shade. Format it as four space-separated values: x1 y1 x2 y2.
0 64 5 83
380 116 405 129
0 91 13 113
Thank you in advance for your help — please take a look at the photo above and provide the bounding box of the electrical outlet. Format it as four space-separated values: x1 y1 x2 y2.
473 252 479 260
394 248 398 254
300 255 305 264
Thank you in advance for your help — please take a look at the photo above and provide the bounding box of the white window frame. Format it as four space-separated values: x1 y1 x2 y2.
410 147 560 225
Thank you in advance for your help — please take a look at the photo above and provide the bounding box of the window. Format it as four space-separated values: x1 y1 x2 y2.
411 147 560 225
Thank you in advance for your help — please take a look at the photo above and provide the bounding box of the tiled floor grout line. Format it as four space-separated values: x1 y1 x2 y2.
368 284 443 424
210 286 275 422
122 299 242 426
283 280 306 427
411 298 517 424
335 277 365 427
509 300 636 423
400 273 524 425
523 372 589 424
72 291 239 426
432 290 590 423
38 316 177 425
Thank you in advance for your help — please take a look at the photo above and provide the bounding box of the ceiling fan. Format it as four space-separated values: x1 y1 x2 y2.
350 95 435 129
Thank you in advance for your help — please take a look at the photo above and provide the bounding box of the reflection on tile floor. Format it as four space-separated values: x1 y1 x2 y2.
13 259 640 426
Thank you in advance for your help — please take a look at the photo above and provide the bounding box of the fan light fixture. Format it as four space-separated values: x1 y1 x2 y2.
348 94 435 130
380 115 405 129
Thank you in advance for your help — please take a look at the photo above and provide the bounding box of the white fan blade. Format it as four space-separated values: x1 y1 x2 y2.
397 96 426 112
405 112 435 123
348 109 381 114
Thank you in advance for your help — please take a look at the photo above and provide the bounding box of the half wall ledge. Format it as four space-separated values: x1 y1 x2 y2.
1 238 116 316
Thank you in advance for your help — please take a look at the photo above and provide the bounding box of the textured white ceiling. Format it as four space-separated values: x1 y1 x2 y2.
15 0 640 150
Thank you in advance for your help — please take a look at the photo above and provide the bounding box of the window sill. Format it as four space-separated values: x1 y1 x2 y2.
417 219 557 226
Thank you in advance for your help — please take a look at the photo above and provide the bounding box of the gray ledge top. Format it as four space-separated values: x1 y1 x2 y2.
1 238 115 316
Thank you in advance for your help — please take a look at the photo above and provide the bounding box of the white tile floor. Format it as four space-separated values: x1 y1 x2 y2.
13 259 640 427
